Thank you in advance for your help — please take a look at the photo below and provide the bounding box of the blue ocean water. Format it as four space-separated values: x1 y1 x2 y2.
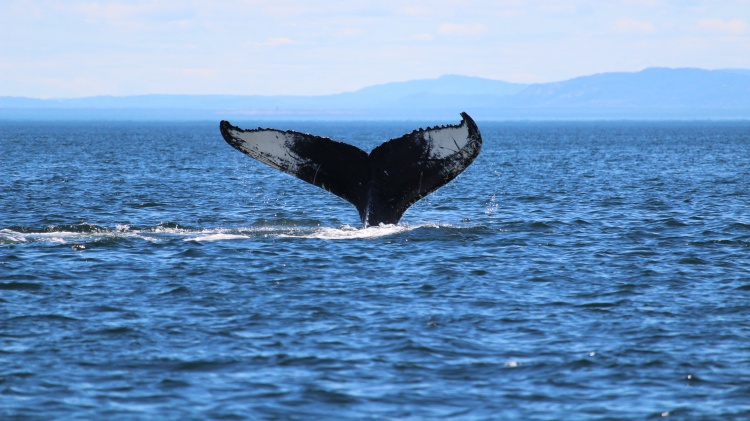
1 120 750 419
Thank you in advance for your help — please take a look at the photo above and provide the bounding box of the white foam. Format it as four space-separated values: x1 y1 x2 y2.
150 226 191 234
187 233 250 242
2 223 460 245
279 224 432 240
0 229 28 244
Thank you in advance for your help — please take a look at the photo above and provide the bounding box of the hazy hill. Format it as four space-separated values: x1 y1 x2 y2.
341 74 527 100
512 67 750 108
2 68 749 120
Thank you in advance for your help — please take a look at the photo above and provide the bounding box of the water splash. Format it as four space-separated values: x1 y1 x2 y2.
279 224 426 240
0 222 457 245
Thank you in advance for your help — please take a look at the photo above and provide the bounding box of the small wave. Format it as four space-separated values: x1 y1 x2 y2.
43 223 109 233
0 229 27 244
0 282 43 291
8 314 81 322
729 222 750 231
150 222 193 233
172 359 238 371
132 201 165 208
159 285 190 295
2 223 137 246
251 217 325 227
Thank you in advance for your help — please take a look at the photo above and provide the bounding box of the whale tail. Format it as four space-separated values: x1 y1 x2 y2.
220 112 482 227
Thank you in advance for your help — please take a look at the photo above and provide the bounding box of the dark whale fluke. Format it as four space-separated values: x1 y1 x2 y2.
220 112 482 227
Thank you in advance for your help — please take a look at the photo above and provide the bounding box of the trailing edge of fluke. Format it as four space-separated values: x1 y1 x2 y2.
219 112 482 227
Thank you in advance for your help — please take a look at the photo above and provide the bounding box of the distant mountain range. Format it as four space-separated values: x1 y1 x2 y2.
2 68 750 120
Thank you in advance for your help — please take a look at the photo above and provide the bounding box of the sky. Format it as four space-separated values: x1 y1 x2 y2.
1 0 750 98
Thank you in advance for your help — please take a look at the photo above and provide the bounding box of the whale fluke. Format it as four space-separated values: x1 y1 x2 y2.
220 112 482 227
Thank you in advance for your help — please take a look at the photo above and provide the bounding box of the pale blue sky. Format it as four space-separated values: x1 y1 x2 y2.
2 0 749 98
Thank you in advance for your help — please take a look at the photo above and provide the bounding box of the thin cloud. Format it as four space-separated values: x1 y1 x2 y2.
176 68 219 77
257 37 296 47
438 23 487 36
413 33 434 41
698 18 748 35
623 0 657 6
69 2 192 27
337 28 364 38
615 18 656 34
496 9 525 18
71 2 150 21
538 3 578 14
401 6 432 16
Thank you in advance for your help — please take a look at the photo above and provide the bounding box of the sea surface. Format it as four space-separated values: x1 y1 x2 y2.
1 119 750 419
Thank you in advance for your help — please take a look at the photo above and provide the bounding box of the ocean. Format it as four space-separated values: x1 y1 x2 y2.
1 120 749 419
